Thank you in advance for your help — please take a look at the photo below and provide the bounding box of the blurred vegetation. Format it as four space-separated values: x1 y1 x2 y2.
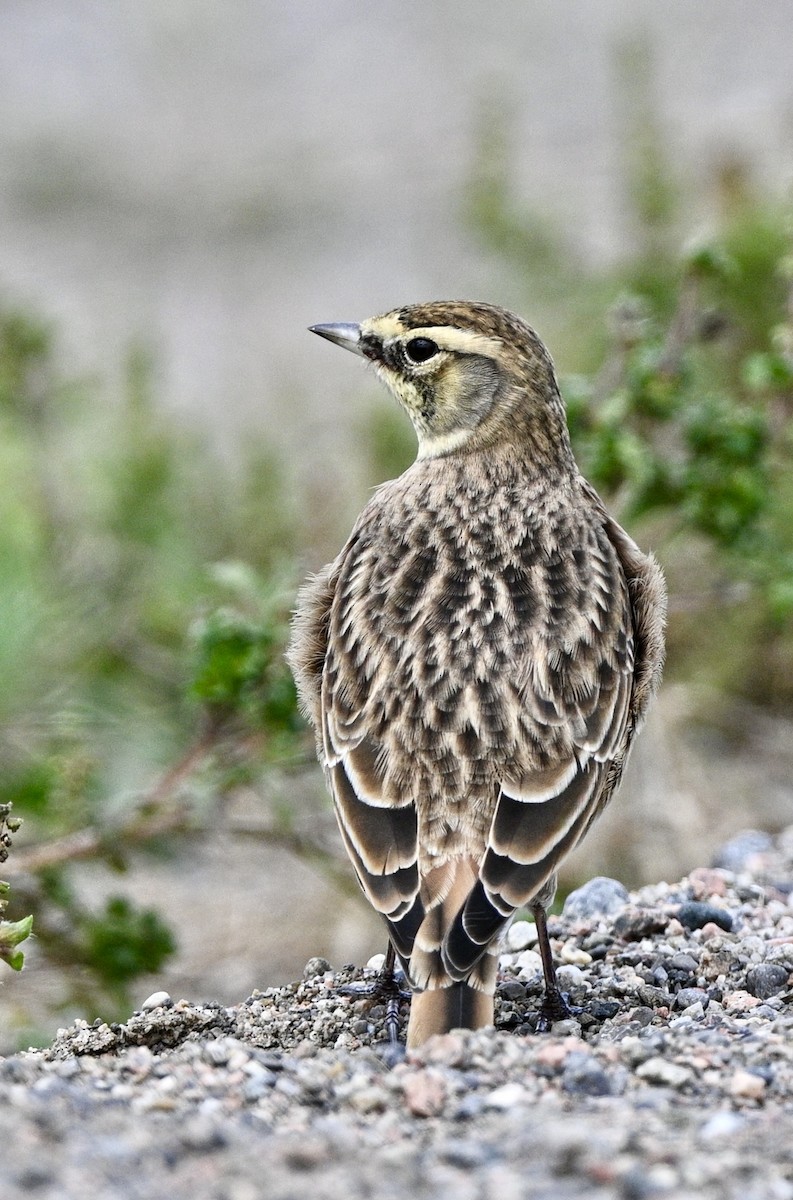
457 44 793 706
1 45 792 1036
0 309 304 1023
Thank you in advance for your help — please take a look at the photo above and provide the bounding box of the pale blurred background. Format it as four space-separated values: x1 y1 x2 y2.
1 1 792 1049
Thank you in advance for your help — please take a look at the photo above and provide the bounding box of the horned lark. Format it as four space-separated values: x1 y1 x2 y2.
288 301 666 1048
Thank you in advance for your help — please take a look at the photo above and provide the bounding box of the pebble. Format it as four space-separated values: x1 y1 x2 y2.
688 867 730 898
348 1085 389 1114
675 988 710 1011
550 1019 582 1037
677 902 734 932
140 991 173 1012
514 950 543 979
438 1140 490 1169
178 1116 227 1152
559 943 593 966
506 921 537 951
668 952 699 973
636 984 672 1009
745 964 790 999
613 909 670 941
561 1053 615 1097
563 876 630 918
588 1000 621 1021
712 830 774 873
535 1040 578 1070
699 1111 746 1140
729 1070 767 1100
202 1038 240 1066
483 1082 529 1110
700 921 730 941
401 1070 446 1118
556 965 585 989
2 827 793 1200
635 1057 693 1089
302 957 332 979
723 990 760 1012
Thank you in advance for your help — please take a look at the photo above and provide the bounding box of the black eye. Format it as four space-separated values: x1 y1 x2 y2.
405 337 439 364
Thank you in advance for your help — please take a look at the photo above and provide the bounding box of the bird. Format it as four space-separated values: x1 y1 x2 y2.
287 300 666 1049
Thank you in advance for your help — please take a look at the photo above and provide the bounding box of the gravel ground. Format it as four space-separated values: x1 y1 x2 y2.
2 828 793 1200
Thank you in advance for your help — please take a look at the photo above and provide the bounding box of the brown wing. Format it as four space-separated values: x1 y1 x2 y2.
318 539 427 966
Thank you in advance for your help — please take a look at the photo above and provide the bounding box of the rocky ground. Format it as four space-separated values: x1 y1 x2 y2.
1 828 792 1200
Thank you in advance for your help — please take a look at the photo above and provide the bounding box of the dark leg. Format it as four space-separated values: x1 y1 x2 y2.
533 904 575 1032
381 943 404 1047
337 941 411 1054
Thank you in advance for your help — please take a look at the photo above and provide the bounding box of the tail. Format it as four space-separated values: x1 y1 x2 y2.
406 982 494 1048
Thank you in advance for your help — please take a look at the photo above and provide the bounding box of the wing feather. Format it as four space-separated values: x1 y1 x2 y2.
331 763 417 875
443 759 608 978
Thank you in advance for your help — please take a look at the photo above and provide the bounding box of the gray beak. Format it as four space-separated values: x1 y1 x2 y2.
309 322 364 357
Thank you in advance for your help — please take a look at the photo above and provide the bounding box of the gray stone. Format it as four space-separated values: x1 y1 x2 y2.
746 964 790 999
613 909 670 941
675 988 710 1011
636 984 672 1009
499 979 526 1001
676 902 733 932
563 876 630 919
668 953 699 973
587 1000 621 1021
627 1006 656 1027
561 1054 614 1097
712 829 774 872
303 957 332 979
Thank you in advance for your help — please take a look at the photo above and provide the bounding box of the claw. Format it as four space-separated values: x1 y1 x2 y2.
534 988 583 1033
336 943 410 1052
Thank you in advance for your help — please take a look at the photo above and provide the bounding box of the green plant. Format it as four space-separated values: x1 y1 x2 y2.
0 803 32 971
463 74 793 703
0 303 309 1021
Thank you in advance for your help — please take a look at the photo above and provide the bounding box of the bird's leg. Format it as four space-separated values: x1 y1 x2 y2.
380 943 405 1046
337 941 411 1049
532 904 578 1032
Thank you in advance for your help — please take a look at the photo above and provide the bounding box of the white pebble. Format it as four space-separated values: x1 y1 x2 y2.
515 950 543 979
140 991 172 1012
485 1082 529 1110
556 965 585 989
700 1111 745 1140
506 921 538 951
729 1069 766 1100
366 953 386 971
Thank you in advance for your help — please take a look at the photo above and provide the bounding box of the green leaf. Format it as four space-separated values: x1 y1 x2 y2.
0 914 34 971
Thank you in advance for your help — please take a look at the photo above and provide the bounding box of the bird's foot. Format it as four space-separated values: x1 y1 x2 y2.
337 960 411 1052
534 987 583 1034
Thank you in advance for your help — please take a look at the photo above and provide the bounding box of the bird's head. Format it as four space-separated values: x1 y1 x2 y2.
310 301 573 468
